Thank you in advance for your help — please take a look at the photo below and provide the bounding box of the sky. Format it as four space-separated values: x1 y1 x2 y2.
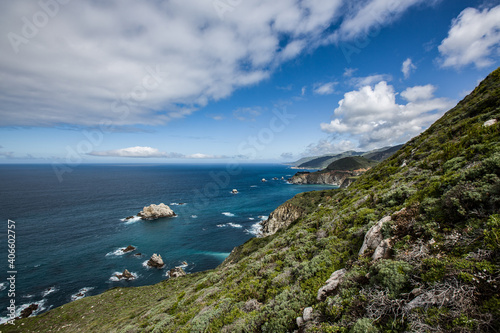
0 0 499 164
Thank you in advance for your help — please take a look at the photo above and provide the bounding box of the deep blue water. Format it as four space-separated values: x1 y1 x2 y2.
0 164 335 321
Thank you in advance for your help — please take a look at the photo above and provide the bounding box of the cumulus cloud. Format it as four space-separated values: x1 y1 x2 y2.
88 146 226 159
439 5 500 68
402 58 417 79
349 74 392 87
314 82 337 95
320 81 454 149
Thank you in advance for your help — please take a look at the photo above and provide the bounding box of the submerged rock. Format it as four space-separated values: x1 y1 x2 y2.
169 267 186 278
138 203 176 220
147 254 165 268
122 245 136 253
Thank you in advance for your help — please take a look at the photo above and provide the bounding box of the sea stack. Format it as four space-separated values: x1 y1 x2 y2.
138 203 176 220
115 269 135 280
147 253 165 268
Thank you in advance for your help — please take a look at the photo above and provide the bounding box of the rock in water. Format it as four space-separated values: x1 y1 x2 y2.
19 304 39 319
116 269 135 280
138 203 176 220
169 267 186 278
122 245 136 253
147 254 164 268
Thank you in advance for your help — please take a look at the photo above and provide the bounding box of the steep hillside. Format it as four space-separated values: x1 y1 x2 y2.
362 144 404 161
324 156 378 171
297 151 362 169
5 68 500 332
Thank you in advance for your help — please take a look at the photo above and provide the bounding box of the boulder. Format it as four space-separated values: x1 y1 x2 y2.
138 203 176 220
358 216 391 256
372 239 392 261
147 254 165 268
296 317 305 328
303 307 314 322
115 269 135 280
317 268 347 301
169 267 186 278
122 245 136 253
483 119 497 127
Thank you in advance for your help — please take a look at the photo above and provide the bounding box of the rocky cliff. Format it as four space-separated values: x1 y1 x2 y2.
288 170 359 188
260 202 305 236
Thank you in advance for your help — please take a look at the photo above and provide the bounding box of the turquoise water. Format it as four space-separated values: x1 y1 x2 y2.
0 163 335 321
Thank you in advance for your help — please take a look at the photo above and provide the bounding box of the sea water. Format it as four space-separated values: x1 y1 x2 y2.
0 164 335 321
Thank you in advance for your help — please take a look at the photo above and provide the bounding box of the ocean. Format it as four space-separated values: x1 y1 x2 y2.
0 163 335 321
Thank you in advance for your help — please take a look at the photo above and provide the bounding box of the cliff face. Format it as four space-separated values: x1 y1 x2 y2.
288 170 361 188
260 202 305 236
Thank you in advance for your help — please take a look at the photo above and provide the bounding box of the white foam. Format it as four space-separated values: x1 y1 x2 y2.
71 287 94 301
248 217 255 220
106 246 135 257
0 299 49 324
245 222 263 236
22 294 35 299
0 282 6 291
222 212 235 217
191 215 198 218
120 216 142 224
217 223 243 229
170 202 187 206
250 185 258 188
42 286 58 297
259 215 268 221
109 271 138 282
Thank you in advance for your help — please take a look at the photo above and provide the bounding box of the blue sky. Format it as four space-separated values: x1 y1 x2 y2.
0 0 499 164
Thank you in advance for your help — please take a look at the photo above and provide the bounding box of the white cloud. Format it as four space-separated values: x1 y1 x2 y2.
349 74 392 87
332 0 429 41
89 146 227 159
233 107 263 121
314 82 337 95
343 68 358 77
439 5 500 68
303 139 357 156
0 0 343 127
402 58 417 79
0 0 439 128
280 152 294 160
321 81 454 149
301 86 307 96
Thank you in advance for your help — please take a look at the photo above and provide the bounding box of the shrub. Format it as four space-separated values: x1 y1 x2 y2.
484 214 500 250
351 318 379 333
370 260 412 297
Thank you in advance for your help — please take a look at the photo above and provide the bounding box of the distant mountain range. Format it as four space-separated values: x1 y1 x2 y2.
286 144 404 169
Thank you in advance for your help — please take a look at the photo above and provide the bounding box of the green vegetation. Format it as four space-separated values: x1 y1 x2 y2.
323 156 378 171
5 68 500 332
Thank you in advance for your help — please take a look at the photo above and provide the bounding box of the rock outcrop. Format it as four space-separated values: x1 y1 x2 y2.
115 269 135 280
288 170 361 188
260 202 304 237
358 215 395 261
19 304 38 319
122 245 136 253
138 203 176 220
169 267 186 278
147 254 164 268
317 268 347 301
